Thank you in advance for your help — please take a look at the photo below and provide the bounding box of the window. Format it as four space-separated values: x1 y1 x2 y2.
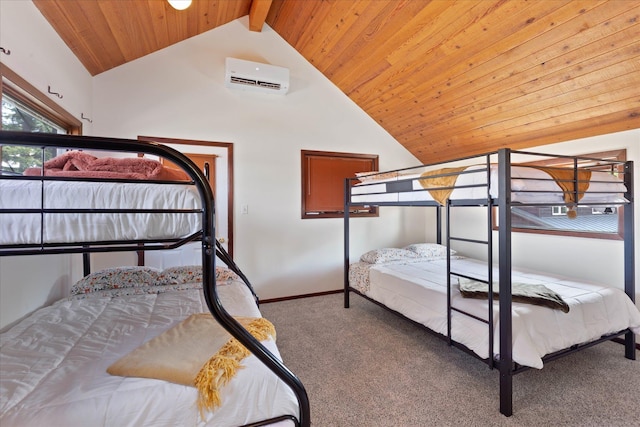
1 64 81 174
496 149 626 240
301 150 378 219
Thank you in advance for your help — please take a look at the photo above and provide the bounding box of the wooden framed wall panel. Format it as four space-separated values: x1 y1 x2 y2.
301 150 378 219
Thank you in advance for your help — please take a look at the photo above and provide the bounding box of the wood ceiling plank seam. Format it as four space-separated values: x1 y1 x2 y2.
212 0 232 33
266 0 320 43
420 109 640 163
319 0 452 88
136 0 165 53
351 0 569 109
399 103 640 153
359 0 568 115
453 28 640 117
386 28 640 134
146 0 171 49
278 1 341 60
224 0 251 27
419 0 639 102
372 2 639 127
167 2 194 45
370 0 619 110
293 1 362 62
195 0 219 33
437 0 541 56
33 0 116 76
319 1 435 94
328 0 477 89
385 0 500 64
413 69 640 140
264 0 284 24
96 1 149 63
321 0 435 85
402 95 640 148
297 0 382 68
429 0 575 76
358 0 616 114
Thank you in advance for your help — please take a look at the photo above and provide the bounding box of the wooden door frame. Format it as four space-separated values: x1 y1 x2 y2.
138 135 234 257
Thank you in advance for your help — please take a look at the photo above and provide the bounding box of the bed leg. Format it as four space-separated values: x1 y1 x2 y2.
344 289 350 308
499 365 513 417
624 330 636 360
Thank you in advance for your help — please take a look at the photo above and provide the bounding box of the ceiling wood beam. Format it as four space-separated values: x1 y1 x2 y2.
249 0 272 32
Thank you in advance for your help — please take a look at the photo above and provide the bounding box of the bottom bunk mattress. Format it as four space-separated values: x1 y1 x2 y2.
349 255 640 369
0 267 299 427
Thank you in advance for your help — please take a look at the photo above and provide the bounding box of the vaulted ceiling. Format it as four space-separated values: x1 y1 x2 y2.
32 0 640 163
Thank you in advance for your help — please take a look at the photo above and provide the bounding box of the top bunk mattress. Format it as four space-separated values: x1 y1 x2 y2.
0 179 202 245
350 164 628 205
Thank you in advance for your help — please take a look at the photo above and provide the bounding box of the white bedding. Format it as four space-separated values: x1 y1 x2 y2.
350 257 640 369
351 165 628 205
0 180 202 245
0 279 298 427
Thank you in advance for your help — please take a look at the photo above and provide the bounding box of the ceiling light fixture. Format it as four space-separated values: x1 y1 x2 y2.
167 0 192 11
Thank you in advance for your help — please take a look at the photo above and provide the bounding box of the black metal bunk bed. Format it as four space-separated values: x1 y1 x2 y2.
0 130 310 427
343 148 636 417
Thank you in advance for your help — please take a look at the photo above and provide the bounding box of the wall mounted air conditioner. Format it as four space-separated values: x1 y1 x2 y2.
224 57 290 94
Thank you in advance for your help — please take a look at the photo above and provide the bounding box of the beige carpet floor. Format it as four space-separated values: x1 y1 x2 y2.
260 292 639 427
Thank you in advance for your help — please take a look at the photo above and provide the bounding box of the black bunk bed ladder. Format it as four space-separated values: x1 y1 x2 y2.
446 150 514 416
445 154 496 371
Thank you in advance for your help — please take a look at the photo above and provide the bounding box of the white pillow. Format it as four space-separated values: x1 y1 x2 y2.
360 248 418 264
403 243 456 259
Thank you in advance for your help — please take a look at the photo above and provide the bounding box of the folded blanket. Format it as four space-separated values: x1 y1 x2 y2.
459 278 570 313
418 167 468 205
107 314 276 416
525 166 591 218
24 150 189 181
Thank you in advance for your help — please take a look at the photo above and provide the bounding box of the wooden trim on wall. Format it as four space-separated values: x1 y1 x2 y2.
301 149 379 219
137 135 234 257
0 63 82 134
260 289 343 304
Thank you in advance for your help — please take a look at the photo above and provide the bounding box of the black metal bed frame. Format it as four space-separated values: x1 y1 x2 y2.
0 130 310 427
343 147 636 417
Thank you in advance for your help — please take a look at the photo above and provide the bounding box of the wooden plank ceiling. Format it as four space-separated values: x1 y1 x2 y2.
33 0 640 164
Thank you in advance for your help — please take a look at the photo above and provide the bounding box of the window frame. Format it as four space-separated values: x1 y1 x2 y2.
1 64 81 170
301 149 379 219
1 64 81 135
493 149 627 240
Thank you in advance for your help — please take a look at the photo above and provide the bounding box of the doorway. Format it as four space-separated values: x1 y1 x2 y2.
139 135 234 266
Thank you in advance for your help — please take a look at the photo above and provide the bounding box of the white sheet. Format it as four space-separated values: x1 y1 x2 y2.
351 257 640 369
351 165 628 205
0 281 299 427
0 180 202 245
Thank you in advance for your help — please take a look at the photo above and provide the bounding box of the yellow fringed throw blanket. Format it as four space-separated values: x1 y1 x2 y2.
107 314 276 417
418 167 468 205
526 166 591 218
418 165 592 216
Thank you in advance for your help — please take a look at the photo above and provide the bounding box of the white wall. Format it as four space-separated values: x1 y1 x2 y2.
0 0 92 329
90 17 425 300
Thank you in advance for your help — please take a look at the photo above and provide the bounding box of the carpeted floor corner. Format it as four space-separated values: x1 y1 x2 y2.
260 293 639 427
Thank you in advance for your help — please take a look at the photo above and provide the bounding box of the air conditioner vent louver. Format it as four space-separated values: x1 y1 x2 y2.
229 76 282 91
225 58 289 94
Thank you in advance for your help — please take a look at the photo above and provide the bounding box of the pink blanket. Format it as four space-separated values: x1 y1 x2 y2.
24 151 190 181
